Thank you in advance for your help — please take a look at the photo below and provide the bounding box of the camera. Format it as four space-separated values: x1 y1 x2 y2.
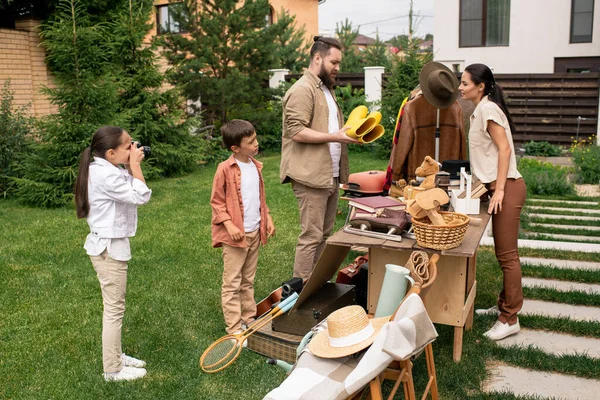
132 141 151 157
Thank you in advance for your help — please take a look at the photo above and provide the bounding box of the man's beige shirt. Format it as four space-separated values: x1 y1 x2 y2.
280 71 349 188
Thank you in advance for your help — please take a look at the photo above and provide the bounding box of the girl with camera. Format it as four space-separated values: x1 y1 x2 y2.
74 126 152 381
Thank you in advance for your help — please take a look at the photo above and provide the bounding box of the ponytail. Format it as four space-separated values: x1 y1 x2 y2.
488 83 517 136
464 63 517 135
74 125 125 219
75 146 93 219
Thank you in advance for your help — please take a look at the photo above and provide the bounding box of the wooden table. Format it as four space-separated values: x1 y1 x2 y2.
327 209 491 362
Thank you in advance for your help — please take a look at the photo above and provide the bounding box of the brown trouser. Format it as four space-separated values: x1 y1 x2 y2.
291 179 339 281
221 229 260 334
490 178 527 325
90 250 128 373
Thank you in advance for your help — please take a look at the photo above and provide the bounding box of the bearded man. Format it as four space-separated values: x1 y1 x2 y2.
280 36 358 282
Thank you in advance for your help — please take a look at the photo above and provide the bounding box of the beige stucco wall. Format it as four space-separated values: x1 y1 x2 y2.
147 0 318 44
0 19 56 117
270 0 318 43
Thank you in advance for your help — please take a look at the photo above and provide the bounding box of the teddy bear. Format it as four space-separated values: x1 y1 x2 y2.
403 156 439 199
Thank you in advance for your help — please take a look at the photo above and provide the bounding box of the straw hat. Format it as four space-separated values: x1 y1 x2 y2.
309 306 389 358
419 62 459 109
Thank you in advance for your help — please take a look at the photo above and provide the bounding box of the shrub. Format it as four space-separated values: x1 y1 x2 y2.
517 157 576 196
570 136 600 184
230 100 283 154
335 84 368 120
0 80 34 197
523 140 562 157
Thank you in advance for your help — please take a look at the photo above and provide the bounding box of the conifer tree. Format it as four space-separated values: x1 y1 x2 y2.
335 19 363 73
270 9 309 73
160 0 281 125
13 0 120 206
109 0 202 178
364 32 392 70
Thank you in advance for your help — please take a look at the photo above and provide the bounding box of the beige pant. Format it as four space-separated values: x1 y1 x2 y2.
291 179 339 281
221 229 260 334
90 250 128 373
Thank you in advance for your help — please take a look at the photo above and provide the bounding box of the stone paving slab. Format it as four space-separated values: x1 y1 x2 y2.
526 205 600 214
521 299 600 323
522 277 600 295
527 213 600 221
483 362 600 399
496 329 600 359
529 199 598 206
520 257 600 271
523 232 600 243
576 184 600 197
480 236 600 253
529 222 600 232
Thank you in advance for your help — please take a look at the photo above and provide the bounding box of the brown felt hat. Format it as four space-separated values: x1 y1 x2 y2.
419 62 459 109
309 305 389 358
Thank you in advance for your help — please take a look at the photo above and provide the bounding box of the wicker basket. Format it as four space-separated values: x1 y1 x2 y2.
412 211 470 250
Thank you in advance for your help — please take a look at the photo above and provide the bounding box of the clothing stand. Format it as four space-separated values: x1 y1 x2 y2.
434 108 440 161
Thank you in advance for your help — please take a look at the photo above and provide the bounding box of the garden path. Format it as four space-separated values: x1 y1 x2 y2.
480 197 600 399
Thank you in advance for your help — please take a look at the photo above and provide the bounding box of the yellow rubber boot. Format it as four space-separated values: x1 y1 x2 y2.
360 124 385 143
344 106 377 139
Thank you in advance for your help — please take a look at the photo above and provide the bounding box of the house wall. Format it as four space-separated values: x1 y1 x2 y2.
434 0 600 73
148 0 318 44
0 19 56 116
271 0 318 43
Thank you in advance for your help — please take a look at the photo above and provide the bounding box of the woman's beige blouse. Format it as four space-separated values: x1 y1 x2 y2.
468 96 522 183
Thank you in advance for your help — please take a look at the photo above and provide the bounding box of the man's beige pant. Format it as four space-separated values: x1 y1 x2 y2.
291 179 339 281
90 250 127 373
221 229 260 334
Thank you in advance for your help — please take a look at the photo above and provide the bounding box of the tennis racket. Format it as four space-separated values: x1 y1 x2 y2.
200 292 299 373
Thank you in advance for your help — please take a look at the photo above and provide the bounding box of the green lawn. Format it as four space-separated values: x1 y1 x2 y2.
2 151 599 399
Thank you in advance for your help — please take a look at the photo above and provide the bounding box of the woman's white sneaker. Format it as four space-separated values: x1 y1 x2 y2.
103 366 147 382
121 353 146 368
483 319 520 341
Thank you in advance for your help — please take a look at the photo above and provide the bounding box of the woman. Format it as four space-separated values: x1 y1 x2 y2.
459 64 526 341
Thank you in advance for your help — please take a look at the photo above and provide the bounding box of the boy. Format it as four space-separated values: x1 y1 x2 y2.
211 120 275 334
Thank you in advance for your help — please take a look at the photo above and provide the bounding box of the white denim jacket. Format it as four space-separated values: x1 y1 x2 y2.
84 157 151 260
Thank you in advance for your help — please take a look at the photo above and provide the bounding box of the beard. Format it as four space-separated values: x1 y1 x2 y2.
318 65 335 89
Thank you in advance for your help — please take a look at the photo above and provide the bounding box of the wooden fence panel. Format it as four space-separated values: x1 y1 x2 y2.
495 73 600 145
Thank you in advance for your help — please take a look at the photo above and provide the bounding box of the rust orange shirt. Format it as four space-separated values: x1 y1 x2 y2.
210 155 270 248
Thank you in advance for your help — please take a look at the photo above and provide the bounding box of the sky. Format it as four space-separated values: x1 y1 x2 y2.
318 0 435 42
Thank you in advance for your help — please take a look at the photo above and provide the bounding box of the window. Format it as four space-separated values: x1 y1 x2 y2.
265 6 274 27
571 0 594 43
156 3 187 35
459 0 510 47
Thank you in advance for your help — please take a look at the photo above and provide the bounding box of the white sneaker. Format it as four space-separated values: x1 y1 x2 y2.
475 305 500 316
121 353 146 368
483 319 520 341
232 330 247 348
103 366 147 382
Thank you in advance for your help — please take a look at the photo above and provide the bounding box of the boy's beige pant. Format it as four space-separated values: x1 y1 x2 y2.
90 251 127 373
221 229 260 334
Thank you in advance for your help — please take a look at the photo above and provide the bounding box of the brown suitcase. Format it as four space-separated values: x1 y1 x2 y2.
336 255 368 284
272 282 356 336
